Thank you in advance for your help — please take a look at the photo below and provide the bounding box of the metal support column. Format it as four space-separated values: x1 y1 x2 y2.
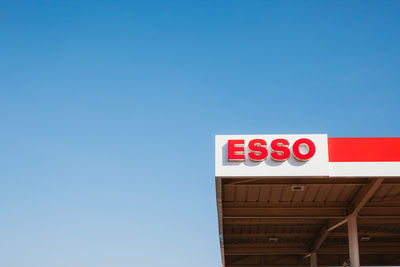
310 252 317 267
347 214 360 267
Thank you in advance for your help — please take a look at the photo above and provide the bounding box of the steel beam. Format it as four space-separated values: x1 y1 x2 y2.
225 244 400 255
223 207 346 218
310 252 317 267
308 178 385 257
347 214 360 267
351 178 384 215
223 218 327 225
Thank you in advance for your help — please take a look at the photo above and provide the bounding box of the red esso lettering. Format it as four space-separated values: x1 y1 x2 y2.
227 138 316 162
270 139 290 161
292 138 316 161
248 139 268 161
227 139 245 161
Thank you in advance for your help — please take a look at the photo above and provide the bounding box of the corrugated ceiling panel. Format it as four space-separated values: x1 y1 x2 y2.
223 186 236 202
246 186 260 202
258 186 272 202
373 184 394 201
235 186 247 202
314 185 332 202
303 185 319 202
269 185 283 202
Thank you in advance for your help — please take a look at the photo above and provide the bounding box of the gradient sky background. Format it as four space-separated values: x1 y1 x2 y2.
1 1 400 266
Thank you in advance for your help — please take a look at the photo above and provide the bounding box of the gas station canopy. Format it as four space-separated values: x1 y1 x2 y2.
215 135 400 267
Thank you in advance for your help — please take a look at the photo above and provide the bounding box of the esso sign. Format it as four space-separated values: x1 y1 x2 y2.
228 138 316 162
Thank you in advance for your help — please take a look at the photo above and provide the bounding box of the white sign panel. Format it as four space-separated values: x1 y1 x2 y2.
215 134 329 177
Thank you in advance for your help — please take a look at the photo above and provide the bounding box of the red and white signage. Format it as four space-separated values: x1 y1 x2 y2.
215 135 400 177
328 137 400 177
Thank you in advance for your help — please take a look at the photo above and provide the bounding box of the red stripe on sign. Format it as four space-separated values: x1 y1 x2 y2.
328 138 400 162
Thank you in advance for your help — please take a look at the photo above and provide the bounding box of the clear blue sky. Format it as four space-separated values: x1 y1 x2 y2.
1 1 399 266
